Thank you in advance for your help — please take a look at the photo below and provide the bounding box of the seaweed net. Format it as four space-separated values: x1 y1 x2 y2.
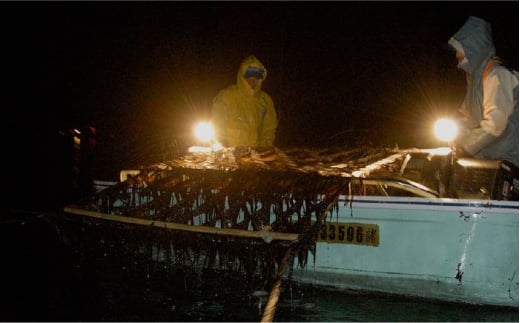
59 146 398 293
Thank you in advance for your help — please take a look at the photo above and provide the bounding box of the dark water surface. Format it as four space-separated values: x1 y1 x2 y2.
1 213 517 322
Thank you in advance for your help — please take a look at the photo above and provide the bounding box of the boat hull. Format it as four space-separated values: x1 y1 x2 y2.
291 195 519 307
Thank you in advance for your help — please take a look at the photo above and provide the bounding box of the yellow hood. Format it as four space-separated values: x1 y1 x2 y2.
236 55 267 95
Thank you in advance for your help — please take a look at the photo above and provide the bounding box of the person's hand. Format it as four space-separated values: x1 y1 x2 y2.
252 146 278 161
454 145 472 158
255 146 275 155
233 146 252 159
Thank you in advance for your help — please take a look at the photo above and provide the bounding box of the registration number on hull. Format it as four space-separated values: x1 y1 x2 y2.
317 222 379 247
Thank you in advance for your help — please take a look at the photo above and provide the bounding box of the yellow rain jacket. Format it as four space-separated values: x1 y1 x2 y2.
211 55 278 148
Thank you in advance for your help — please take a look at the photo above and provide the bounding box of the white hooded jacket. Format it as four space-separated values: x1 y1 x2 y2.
449 16 518 166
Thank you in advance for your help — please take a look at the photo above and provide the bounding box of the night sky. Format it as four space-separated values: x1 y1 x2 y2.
3 1 518 210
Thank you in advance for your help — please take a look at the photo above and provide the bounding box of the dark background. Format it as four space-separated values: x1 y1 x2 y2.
2 1 518 211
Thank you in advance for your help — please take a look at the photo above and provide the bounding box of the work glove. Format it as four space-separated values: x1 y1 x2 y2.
453 145 472 158
233 146 252 159
252 146 278 161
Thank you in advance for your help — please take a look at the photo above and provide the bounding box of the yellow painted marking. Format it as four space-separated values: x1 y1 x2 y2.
317 221 379 247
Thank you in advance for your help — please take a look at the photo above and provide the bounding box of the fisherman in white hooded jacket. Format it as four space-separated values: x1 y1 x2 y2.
448 16 519 168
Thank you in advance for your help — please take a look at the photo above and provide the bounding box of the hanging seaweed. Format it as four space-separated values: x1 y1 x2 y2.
58 146 402 293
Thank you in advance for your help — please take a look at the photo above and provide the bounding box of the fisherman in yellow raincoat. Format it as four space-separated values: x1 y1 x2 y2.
211 55 278 149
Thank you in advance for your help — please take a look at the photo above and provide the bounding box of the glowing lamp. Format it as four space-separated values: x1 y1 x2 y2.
194 122 215 143
434 119 457 142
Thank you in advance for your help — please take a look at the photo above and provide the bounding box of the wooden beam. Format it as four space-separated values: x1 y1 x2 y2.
63 206 300 242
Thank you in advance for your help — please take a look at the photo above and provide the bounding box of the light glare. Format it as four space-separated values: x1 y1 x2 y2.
194 122 215 142
434 119 457 142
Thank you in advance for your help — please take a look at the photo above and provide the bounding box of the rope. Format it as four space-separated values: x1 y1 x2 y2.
0 211 45 224
260 197 338 322
260 246 293 323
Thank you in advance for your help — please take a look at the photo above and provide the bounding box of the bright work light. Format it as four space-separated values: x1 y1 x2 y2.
194 122 215 143
434 118 457 142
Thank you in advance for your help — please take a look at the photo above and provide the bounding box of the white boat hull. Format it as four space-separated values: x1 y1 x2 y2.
291 195 519 307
